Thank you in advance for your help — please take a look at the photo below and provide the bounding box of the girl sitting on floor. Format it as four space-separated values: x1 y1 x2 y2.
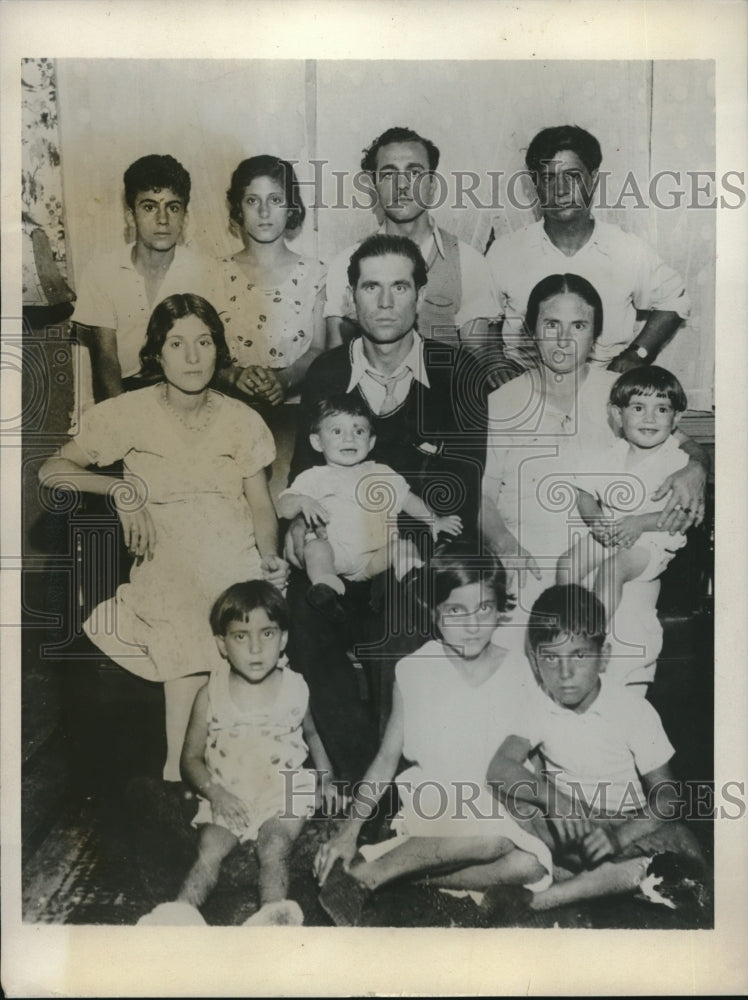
313 541 552 926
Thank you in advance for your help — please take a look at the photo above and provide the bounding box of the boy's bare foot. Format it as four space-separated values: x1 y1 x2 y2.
243 900 304 926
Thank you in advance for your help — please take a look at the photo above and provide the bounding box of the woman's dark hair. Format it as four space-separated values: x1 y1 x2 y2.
525 273 604 342
227 155 306 232
210 580 290 636
360 126 440 176
609 365 688 413
430 539 515 617
123 154 191 210
139 293 232 379
525 125 602 179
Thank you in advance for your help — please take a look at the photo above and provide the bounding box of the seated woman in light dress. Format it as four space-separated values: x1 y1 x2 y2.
39 293 288 783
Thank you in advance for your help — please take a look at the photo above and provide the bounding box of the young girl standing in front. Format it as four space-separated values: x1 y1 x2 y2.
313 542 552 926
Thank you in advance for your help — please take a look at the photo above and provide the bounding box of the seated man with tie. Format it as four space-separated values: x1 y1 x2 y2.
285 234 487 786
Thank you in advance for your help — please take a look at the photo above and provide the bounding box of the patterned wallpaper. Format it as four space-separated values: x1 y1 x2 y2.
21 57 70 304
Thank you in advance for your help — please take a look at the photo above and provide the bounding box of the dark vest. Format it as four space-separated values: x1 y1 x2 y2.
418 227 463 343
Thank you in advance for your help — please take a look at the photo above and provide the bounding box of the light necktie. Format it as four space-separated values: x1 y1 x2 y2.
367 367 412 415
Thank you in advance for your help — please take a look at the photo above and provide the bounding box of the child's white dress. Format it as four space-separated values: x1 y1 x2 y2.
192 660 317 842
392 636 553 889
75 386 275 681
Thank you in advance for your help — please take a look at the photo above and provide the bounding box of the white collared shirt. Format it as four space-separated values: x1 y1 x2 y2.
346 331 430 414
486 218 690 362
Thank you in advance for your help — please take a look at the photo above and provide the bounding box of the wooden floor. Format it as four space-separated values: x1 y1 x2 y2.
21 600 714 930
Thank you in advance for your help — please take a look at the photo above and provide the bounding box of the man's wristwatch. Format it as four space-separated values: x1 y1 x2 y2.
629 343 649 360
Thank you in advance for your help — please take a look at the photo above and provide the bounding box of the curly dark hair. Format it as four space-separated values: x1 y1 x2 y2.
123 154 191 210
226 155 306 232
360 126 440 176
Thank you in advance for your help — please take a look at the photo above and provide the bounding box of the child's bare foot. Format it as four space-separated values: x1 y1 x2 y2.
243 900 304 926
137 901 206 925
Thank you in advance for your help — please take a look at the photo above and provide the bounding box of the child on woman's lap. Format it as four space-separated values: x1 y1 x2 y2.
312 543 553 926
138 580 341 927
488 584 705 912
558 367 690 618
278 396 462 621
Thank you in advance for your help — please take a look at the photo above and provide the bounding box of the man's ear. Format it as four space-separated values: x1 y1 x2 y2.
215 635 228 659
343 285 355 316
598 641 611 674
309 433 323 454
416 285 426 315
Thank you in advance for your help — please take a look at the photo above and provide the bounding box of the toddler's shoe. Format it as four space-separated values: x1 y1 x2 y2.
137 901 206 926
318 860 372 927
307 583 346 623
243 899 304 925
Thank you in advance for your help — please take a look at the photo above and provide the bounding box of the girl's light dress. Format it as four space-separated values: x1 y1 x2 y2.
191 658 317 842
75 385 275 681
392 635 553 889
219 254 325 373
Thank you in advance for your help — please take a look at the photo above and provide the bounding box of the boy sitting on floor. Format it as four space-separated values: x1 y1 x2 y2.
277 395 462 621
487 584 705 912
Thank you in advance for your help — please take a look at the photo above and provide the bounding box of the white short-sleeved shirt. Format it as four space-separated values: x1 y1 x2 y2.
72 244 221 378
281 460 411 559
579 434 689 520
323 220 499 330
486 219 690 363
516 676 675 813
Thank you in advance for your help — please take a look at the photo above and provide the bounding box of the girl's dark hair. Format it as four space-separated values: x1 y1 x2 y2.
227 155 306 232
525 273 604 342
430 539 515 615
525 125 602 178
527 584 607 652
210 580 290 636
139 293 232 379
609 365 688 413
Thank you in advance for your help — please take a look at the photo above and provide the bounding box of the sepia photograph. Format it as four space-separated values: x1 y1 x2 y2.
2 1 746 996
